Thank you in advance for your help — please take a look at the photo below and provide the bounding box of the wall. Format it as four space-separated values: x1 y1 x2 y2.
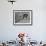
0 0 46 42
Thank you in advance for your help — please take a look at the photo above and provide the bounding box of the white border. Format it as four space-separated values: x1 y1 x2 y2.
13 10 32 25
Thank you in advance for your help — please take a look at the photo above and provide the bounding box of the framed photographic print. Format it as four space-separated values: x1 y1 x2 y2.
13 10 32 25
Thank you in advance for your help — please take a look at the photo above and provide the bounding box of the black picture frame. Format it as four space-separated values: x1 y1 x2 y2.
13 10 33 26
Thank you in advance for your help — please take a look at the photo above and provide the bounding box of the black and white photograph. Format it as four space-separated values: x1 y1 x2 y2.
13 10 32 25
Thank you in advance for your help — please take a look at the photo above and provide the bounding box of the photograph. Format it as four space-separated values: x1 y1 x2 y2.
13 10 32 25
0 0 46 46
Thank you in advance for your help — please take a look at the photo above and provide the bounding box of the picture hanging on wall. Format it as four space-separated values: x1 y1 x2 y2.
13 10 32 25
